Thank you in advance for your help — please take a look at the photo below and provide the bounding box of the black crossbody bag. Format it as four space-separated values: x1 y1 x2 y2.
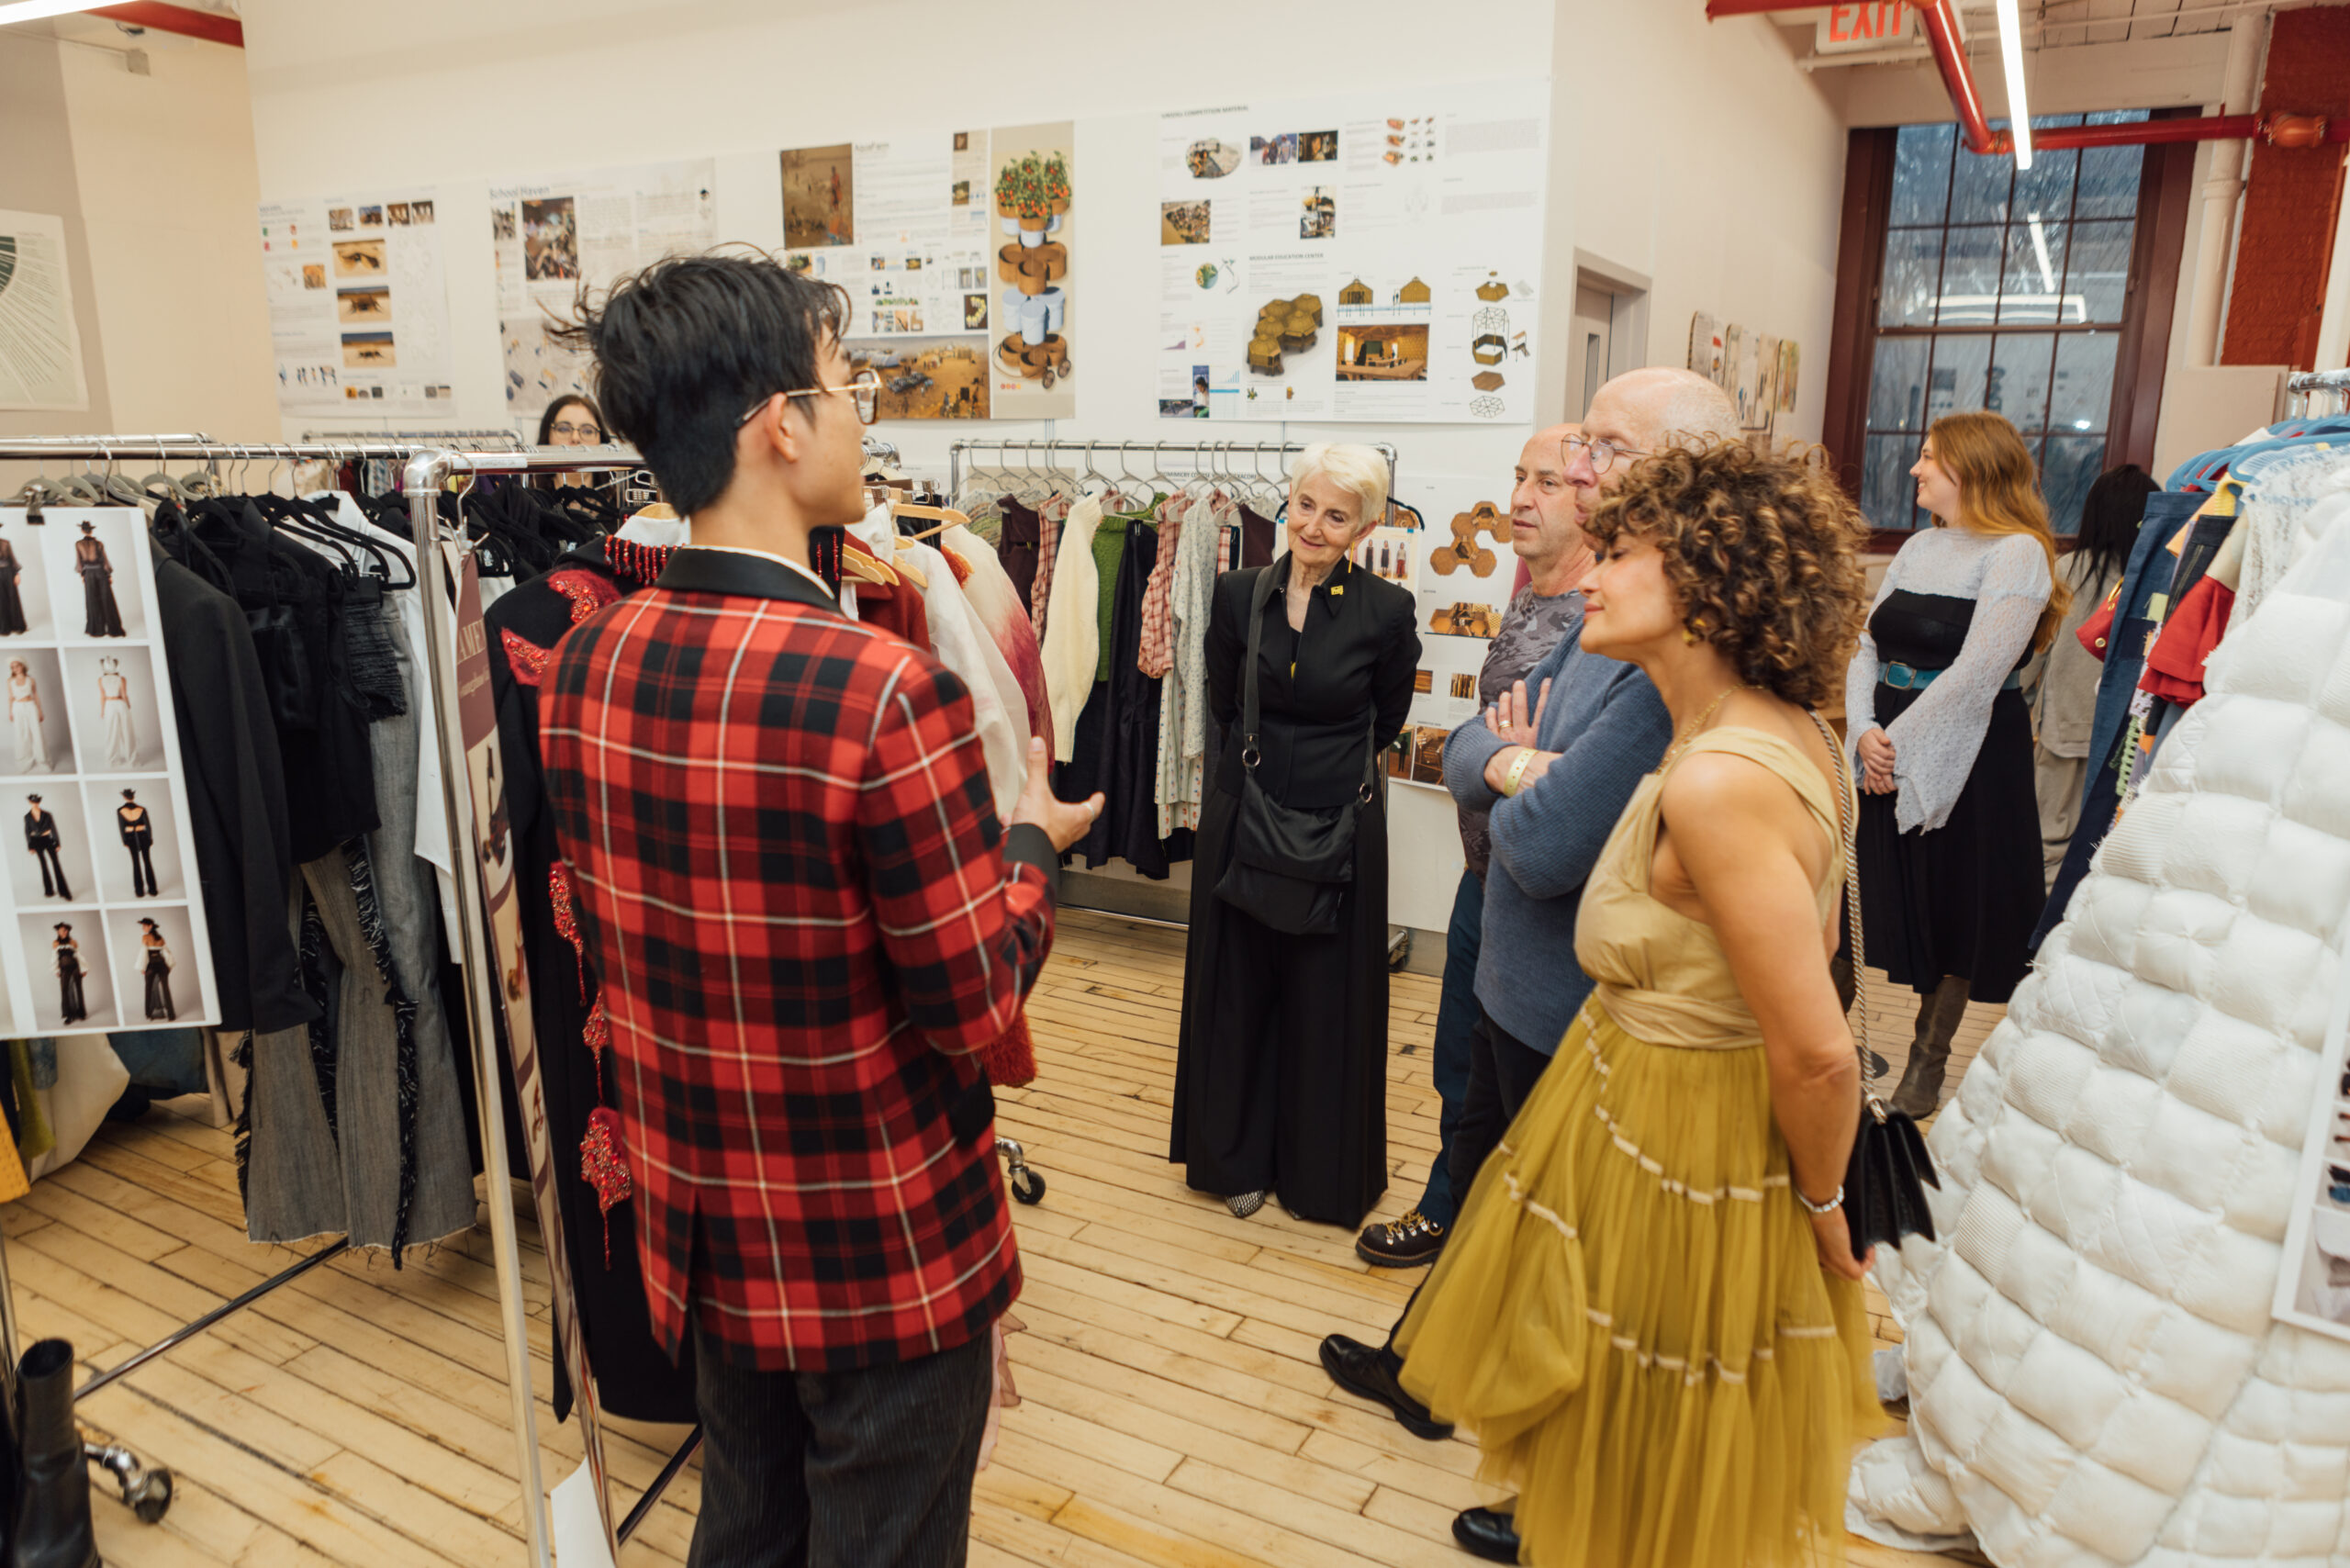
1214 565 1378 937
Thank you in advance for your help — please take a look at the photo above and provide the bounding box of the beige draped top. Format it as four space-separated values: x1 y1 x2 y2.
1575 727 1849 1051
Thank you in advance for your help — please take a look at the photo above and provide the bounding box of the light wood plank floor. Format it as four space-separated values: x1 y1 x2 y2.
9 911 1996 1567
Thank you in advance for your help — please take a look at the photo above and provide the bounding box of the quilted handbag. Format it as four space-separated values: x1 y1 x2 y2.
1810 711 1939 1260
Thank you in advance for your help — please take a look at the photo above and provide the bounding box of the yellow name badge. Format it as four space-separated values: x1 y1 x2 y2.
1331 585 1344 595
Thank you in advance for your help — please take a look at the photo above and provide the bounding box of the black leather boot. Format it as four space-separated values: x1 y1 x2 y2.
1890 976 1968 1120
12 1339 97 1568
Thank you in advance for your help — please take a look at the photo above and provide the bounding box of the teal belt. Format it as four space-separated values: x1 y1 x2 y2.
1883 662 2021 692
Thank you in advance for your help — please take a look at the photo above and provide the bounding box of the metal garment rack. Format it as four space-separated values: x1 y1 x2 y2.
0 437 666 1566
946 437 1402 950
2285 367 2350 418
946 437 1396 502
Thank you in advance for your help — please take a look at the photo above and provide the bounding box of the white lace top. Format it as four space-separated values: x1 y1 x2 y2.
1845 525 2051 834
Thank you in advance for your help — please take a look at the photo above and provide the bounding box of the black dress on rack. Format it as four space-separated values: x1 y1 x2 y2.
1171 554 1418 1228
1065 517 1192 876
484 532 698 1425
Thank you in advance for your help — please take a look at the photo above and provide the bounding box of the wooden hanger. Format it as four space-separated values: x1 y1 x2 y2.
891 500 970 543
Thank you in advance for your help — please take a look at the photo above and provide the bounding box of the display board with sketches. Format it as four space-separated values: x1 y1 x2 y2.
258 189 455 416
0 210 90 413
779 126 1076 420
490 160 718 420
1688 310 1799 437
1156 82 1549 424
0 510 218 1035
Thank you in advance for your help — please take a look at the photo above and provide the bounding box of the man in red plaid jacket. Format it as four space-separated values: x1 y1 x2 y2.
540 253 1100 1568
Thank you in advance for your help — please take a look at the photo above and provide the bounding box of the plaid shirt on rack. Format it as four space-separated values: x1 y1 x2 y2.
540 546 1058 1373
1028 492 1069 641
1136 493 1189 678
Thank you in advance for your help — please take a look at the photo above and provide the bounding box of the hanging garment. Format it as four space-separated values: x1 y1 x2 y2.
75 529 127 637
1852 512 2350 1568
152 556 315 1035
997 498 1042 614
0 536 28 636
242 845 478 1258
1039 493 1105 758
1156 491 1224 838
99 667 135 767
1136 493 1188 679
1030 492 1068 640
944 524 1051 763
483 532 696 1423
1066 518 1181 876
927 543 1029 819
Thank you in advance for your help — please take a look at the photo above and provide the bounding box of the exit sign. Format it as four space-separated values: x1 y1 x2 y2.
1817 1 1917 51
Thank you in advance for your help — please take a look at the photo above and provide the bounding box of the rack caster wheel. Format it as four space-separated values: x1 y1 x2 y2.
1011 1167 1046 1205
86 1441 173 1524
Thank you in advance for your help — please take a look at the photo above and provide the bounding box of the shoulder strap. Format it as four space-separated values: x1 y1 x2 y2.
1239 561 1383 801
1804 711 1873 1080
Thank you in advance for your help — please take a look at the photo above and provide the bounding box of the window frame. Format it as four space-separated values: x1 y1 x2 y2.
1821 113 2196 546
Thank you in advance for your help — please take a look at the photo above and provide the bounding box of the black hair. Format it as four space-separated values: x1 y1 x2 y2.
552 251 848 517
2074 464 2159 590
535 393 603 445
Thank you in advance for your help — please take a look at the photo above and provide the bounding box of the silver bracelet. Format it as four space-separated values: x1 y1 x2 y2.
1796 1183 1843 1215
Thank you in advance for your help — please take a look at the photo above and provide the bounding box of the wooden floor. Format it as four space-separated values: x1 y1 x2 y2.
7 911 1999 1568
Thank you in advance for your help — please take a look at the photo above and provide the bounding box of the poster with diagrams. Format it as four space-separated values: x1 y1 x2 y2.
1157 81 1549 424
1372 474 1517 788
0 509 219 1036
257 189 455 416
490 159 718 420
783 133 996 420
0 210 89 412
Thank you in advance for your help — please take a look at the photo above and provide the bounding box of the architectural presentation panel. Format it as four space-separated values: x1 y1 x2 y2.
490 159 719 420
257 187 455 417
1157 81 1549 424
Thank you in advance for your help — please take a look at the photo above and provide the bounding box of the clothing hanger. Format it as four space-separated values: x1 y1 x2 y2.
838 536 901 588
893 501 971 543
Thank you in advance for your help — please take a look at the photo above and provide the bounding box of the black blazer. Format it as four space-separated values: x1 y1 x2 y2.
1207 554 1419 811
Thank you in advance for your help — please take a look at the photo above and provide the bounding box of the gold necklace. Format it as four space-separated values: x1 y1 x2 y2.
1657 683 1756 773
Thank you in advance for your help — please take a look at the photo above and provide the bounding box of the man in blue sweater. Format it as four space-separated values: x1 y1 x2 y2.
1319 367 1740 1564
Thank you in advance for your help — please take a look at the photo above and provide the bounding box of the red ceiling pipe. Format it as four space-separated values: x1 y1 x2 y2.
84 3 244 48
1703 0 2341 147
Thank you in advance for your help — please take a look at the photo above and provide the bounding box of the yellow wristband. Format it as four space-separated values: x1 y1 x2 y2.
1502 749 1536 797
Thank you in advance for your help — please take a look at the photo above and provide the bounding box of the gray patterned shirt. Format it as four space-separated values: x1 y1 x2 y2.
1459 587 1582 877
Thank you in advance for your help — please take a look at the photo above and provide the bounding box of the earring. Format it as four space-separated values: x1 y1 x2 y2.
1681 625 1699 645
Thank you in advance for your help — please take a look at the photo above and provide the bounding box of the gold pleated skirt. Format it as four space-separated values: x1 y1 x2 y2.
1395 1002 1879 1568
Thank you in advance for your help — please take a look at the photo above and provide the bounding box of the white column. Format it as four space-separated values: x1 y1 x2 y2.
2187 14 2266 367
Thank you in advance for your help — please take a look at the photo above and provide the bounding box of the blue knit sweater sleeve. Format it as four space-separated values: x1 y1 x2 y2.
1484 643 1672 902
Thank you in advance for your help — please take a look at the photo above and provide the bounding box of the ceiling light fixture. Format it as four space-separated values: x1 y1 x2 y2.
1994 0 2035 169
0 1 101 24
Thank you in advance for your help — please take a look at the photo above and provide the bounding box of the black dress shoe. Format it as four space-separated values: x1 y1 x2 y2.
1318 1334 1453 1441
1453 1504 1521 1563
1356 1208 1447 1267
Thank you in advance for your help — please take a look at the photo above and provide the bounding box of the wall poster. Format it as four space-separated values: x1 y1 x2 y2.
0 210 89 412
1156 82 1549 424
986 122 1077 420
490 160 718 420
0 509 218 1036
257 188 455 416
1382 475 1517 790
1687 309 1797 436
784 132 997 421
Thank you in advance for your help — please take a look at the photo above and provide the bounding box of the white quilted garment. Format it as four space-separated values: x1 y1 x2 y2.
1855 507 2350 1568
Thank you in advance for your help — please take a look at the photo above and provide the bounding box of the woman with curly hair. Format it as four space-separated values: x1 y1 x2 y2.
1847 411 2065 1117
1394 442 1879 1568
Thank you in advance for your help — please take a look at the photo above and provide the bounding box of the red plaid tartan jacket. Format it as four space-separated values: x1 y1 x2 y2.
540 546 1057 1372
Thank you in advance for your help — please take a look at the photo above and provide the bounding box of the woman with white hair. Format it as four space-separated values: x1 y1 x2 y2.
1171 442 1421 1226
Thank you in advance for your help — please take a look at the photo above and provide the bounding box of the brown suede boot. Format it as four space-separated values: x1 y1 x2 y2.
1890 976 1969 1119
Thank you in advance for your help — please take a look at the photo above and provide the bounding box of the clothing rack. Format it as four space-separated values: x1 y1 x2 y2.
2281 367 2350 419
0 436 664 1567
947 438 1398 504
301 428 522 446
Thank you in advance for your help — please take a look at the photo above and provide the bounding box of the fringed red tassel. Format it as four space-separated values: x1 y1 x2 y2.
579 1105 633 1268
974 1010 1037 1089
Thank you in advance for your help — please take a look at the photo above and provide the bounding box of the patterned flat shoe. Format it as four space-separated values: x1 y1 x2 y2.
1225 1191 1267 1219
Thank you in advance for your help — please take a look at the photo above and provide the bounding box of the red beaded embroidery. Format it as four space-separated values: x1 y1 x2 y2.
501 629 551 687
605 539 677 588
546 568 620 626
549 863 586 999
579 1106 633 1267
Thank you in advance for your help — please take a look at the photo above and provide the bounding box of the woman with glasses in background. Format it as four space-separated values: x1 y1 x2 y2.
537 393 604 488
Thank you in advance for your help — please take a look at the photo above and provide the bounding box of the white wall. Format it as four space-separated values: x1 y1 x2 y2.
55 28 278 444
1550 7 1848 446
0 31 114 439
